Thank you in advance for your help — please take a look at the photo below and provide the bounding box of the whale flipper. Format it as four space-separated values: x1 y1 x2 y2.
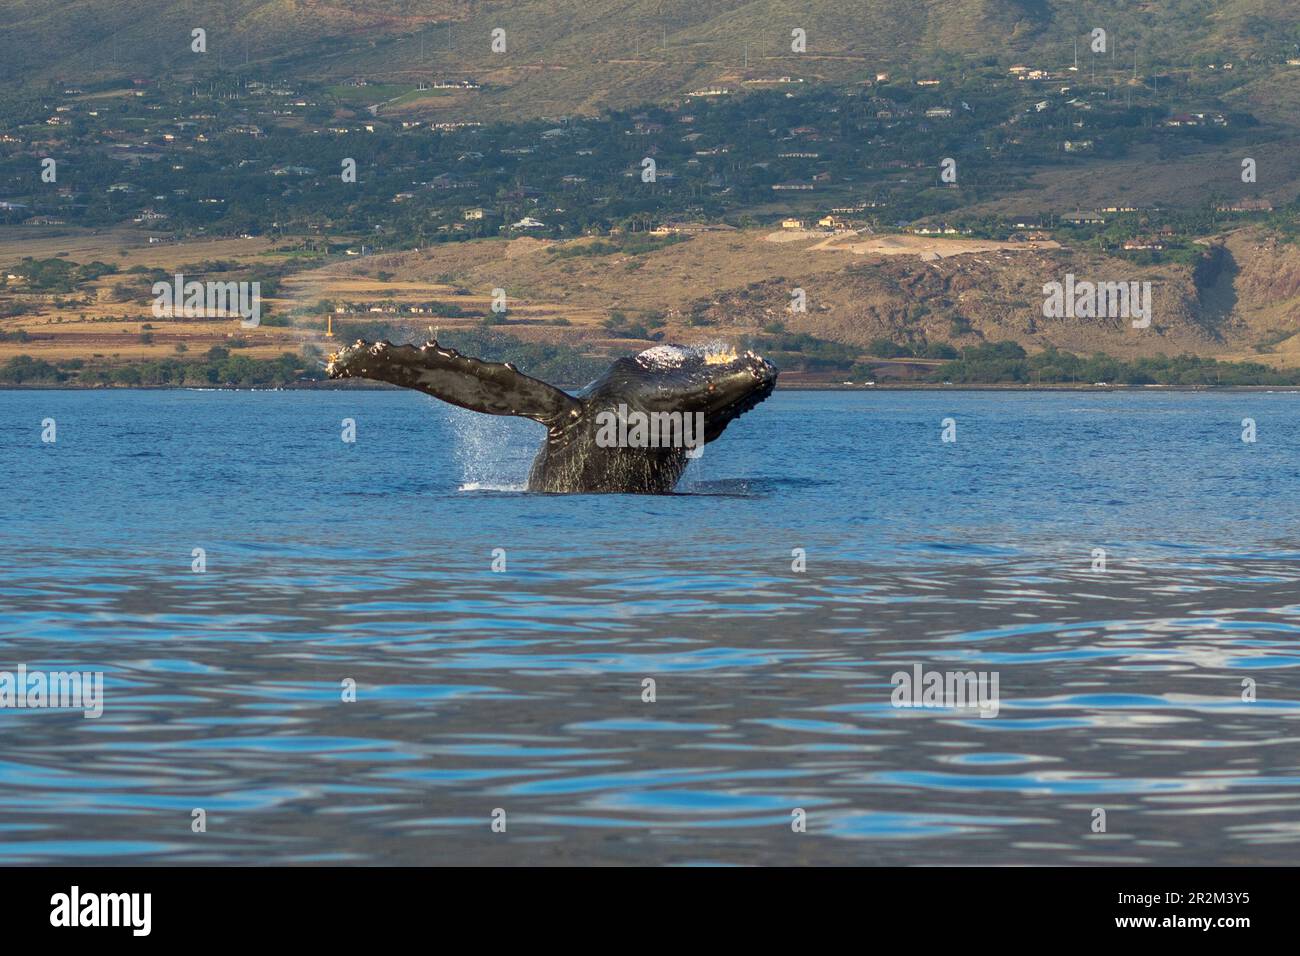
327 339 582 426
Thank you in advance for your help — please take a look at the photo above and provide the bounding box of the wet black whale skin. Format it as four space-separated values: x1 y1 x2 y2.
326 339 778 493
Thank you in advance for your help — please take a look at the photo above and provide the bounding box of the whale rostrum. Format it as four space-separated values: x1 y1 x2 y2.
326 338 778 493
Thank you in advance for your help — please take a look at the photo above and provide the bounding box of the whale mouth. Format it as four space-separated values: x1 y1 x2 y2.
644 345 774 434
713 356 778 420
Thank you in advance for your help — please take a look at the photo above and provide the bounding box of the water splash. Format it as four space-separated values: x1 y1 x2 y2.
443 403 534 489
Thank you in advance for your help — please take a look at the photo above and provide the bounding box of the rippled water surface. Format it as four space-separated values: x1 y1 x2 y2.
1 388 1298 865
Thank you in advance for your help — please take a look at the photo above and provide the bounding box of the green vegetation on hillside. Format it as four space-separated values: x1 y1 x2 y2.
9 258 118 292
930 341 1300 385
752 327 862 372
0 349 320 386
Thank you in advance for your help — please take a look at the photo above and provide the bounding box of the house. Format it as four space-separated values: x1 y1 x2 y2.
912 223 965 235
429 174 478 191
818 215 849 230
1063 139 1094 152
463 207 486 221
925 107 953 118
781 218 805 230
1216 199 1273 213
511 216 546 229
1123 238 1166 251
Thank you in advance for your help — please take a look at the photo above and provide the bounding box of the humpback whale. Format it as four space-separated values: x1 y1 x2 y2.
326 338 778 493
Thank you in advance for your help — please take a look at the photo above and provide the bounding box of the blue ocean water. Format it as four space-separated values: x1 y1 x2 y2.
1 388 1297 864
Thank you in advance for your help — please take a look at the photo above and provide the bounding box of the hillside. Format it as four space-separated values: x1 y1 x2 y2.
3 1 1299 120
3 1 1299 387
325 224 1300 363
4 222 1300 385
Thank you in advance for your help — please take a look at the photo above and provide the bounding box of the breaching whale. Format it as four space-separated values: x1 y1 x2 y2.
326 338 778 493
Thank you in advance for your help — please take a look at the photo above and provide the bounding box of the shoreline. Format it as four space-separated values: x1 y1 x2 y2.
3 382 1299 393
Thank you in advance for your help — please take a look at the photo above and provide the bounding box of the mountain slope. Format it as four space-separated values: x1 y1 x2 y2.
2 1 1297 119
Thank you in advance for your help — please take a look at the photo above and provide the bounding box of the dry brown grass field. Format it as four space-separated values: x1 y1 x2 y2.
0 228 309 365
4 221 1300 372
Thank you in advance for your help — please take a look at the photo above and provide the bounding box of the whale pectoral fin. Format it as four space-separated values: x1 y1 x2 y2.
327 339 581 425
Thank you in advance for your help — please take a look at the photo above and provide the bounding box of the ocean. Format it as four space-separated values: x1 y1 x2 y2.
1 388 1297 864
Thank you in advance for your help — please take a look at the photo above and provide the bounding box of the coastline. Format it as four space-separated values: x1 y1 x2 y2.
4 382 1299 393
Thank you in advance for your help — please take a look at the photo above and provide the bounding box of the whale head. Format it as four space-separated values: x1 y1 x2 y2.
589 344 778 443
